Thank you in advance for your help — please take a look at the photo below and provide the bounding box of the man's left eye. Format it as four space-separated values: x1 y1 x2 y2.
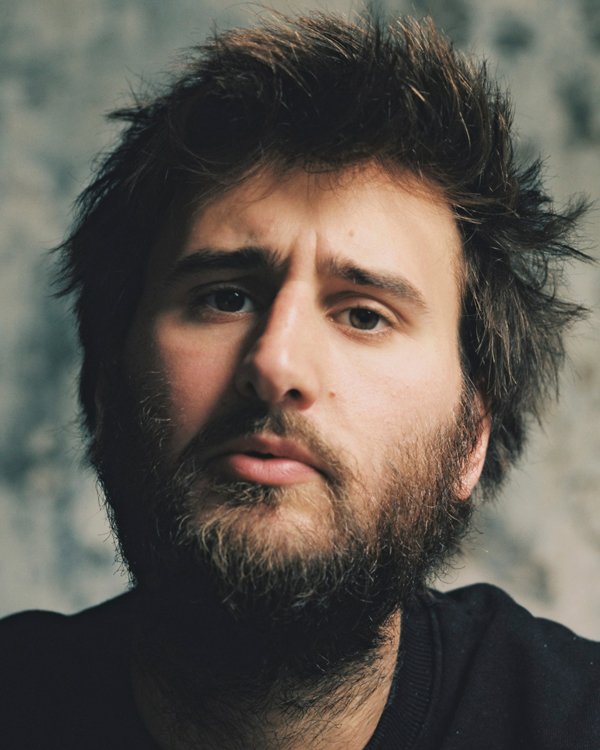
204 289 257 313
338 307 388 331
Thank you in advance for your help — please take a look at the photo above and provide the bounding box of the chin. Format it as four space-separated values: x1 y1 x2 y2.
187 479 348 565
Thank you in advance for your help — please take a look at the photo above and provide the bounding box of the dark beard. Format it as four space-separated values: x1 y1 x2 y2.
91 365 481 710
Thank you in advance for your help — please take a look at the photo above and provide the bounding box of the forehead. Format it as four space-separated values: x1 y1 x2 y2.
193 165 456 242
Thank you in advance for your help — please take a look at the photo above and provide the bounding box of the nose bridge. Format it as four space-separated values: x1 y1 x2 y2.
262 280 309 359
237 278 322 407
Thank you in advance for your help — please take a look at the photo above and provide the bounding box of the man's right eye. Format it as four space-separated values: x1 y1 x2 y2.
199 288 257 314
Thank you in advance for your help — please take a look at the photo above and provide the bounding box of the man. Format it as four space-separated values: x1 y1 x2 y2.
1 11 598 750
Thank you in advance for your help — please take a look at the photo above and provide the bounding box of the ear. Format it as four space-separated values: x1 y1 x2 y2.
455 390 490 500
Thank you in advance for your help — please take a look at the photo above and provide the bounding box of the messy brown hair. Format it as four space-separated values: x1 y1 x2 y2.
56 11 589 495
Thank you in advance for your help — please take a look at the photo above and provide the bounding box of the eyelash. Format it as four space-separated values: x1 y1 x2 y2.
334 307 392 332
188 285 262 316
188 285 394 333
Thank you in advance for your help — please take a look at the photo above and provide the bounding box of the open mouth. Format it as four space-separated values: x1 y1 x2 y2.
204 434 325 486
244 451 278 459
213 450 321 485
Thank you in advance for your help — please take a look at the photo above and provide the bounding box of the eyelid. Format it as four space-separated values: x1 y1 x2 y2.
182 285 261 322
327 291 404 327
333 306 392 332
187 278 268 304
188 275 255 293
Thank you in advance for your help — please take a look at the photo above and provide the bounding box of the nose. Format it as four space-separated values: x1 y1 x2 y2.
235 282 322 409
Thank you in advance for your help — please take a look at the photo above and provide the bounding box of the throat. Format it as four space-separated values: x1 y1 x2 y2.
131 610 401 750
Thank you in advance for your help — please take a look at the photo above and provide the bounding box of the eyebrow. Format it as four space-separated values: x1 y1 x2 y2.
165 246 429 312
320 257 429 312
164 247 286 286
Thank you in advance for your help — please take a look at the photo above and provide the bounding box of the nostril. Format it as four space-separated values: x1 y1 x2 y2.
243 380 258 398
288 388 302 400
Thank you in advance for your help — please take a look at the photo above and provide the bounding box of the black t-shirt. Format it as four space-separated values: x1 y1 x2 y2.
1 583 599 749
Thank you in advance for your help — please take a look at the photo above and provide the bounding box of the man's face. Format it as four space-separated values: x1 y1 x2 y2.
95 164 487 693
123 165 481 559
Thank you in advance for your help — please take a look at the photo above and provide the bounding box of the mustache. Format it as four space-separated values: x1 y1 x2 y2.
175 402 352 488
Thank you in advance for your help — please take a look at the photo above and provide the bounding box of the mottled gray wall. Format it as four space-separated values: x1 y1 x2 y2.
1 0 599 636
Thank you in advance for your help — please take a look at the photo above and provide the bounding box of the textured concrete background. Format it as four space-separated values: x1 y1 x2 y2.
1 0 599 636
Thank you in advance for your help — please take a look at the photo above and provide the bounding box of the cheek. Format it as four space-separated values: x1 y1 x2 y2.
330 344 463 464
155 328 243 451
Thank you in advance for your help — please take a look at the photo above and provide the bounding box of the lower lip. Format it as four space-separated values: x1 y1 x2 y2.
216 453 321 485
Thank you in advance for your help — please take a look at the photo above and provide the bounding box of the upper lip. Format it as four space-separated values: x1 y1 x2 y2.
207 435 326 474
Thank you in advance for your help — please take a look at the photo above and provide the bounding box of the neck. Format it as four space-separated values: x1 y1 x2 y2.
131 611 400 750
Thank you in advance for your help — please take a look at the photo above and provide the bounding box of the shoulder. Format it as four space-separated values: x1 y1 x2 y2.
0 594 132 666
424 584 600 749
0 607 73 680
0 595 140 749
429 582 600 664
